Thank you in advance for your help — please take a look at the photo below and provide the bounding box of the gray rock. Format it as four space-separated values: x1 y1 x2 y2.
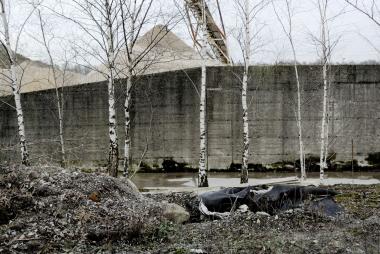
162 203 190 224
256 211 270 217
364 215 380 226
237 204 249 213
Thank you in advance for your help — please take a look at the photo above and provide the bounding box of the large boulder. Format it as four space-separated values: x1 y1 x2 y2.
162 202 190 224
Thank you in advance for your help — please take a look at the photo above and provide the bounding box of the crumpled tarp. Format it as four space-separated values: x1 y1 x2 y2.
199 185 343 218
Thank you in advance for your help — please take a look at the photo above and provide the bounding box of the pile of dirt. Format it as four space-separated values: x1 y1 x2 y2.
0 165 188 253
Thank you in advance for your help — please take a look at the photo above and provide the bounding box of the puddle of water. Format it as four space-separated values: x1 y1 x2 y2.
130 171 380 188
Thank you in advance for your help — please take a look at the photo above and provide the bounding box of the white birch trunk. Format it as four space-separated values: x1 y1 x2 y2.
323 79 331 168
1 1 30 165
198 0 208 187
319 0 329 181
290 41 306 181
241 68 249 183
123 73 132 177
57 88 65 167
11 66 30 166
107 67 119 177
240 0 250 184
294 61 306 181
319 63 328 181
106 0 119 177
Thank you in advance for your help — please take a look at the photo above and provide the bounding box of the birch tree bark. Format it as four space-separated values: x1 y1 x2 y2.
240 0 251 184
0 0 30 166
123 73 132 177
105 0 119 177
318 0 329 181
319 62 328 181
56 0 124 176
198 0 208 187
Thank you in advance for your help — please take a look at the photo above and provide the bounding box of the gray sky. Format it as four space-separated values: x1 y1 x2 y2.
7 0 380 66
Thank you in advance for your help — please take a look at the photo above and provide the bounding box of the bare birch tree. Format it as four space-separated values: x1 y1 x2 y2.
180 0 230 187
315 0 341 181
35 8 66 167
0 0 33 165
234 0 268 184
318 0 330 181
272 0 306 181
117 1 178 177
198 0 208 187
240 0 251 184
52 0 124 176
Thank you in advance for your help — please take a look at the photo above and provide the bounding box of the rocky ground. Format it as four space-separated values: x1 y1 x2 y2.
0 166 379 254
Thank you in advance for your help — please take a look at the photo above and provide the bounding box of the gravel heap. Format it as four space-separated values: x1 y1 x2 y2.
0 165 184 253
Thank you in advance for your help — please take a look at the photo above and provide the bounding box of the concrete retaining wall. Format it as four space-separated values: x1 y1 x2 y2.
0 65 379 169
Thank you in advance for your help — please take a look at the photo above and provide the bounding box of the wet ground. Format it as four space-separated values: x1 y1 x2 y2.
131 171 380 189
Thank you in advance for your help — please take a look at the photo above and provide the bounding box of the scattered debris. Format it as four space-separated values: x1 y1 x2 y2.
198 185 343 218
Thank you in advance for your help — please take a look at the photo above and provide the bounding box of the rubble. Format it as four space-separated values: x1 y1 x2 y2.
0 166 188 253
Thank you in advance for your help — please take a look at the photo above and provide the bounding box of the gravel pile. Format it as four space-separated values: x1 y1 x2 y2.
0 165 186 253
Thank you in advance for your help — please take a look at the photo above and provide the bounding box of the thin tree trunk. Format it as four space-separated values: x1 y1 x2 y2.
198 0 208 187
123 73 132 177
107 70 119 177
323 84 330 169
240 0 250 184
11 66 30 166
52 75 65 167
38 10 66 167
294 63 306 181
319 63 328 180
199 63 208 187
241 68 249 183
57 92 65 167
290 41 306 181
319 0 329 181
1 1 30 165
106 0 119 177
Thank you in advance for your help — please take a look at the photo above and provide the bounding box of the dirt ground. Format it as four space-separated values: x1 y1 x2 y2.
0 166 379 254
145 185 380 254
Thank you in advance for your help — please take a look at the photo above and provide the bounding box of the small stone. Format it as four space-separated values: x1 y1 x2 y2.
238 204 249 213
364 215 380 226
256 211 270 217
28 171 39 180
88 191 101 202
190 249 206 254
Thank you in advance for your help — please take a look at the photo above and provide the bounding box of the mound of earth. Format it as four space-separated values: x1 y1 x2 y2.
0 165 189 253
